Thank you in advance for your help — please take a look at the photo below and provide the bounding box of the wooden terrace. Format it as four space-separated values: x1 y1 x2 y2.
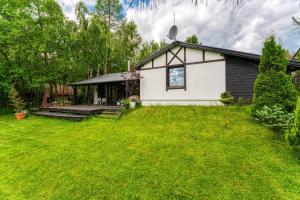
33 105 124 121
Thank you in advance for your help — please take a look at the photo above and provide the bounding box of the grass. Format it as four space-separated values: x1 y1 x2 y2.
0 106 299 199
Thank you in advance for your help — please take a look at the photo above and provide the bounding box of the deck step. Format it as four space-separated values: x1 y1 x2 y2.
32 111 88 121
40 107 99 115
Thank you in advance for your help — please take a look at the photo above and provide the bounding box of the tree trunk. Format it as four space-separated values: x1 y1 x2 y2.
62 85 65 106
54 83 58 100
97 64 100 76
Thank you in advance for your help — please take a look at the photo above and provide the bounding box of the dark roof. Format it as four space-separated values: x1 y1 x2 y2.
136 41 300 69
292 48 300 60
69 72 138 86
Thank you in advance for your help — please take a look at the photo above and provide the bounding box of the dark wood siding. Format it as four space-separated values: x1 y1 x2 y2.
226 56 259 99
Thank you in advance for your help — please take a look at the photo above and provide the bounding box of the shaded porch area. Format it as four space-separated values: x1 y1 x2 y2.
33 72 139 120
70 72 140 106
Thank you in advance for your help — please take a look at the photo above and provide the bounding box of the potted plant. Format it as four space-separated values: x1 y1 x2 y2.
129 95 139 109
9 85 26 120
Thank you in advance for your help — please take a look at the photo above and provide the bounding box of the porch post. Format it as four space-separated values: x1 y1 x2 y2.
125 80 129 98
93 85 98 105
72 86 78 105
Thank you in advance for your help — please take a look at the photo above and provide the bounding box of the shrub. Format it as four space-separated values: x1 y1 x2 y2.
258 36 288 73
121 98 130 109
0 108 14 115
254 105 294 136
286 98 300 148
236 97 250 107
220 91 234 105
252 71 297 113
252 36 297 114
136 99 142 108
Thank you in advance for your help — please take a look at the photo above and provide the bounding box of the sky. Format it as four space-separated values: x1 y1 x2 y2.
57 0 300 54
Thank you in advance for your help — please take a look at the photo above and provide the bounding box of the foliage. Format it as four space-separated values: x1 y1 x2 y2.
0 64 10 108
129 95 139 102
185 34 200 44
252 36 297 113
138 40 168 60
292 70 300 93
254 105 294 136
121 98 130 109
258 36 288 73
252 71 297 113
287 98 300 148
236 97 251 107
220 91 234 105
52 97 72 106
8 85 25 114
0 108 14 115
1 106 299 199
0 0 143 107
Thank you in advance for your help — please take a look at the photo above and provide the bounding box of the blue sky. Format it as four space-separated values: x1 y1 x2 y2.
58 0 300 55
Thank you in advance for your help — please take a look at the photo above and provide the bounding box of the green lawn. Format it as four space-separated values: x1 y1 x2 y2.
0 106 299 199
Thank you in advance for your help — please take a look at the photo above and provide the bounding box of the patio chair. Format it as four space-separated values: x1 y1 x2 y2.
101 98 107 105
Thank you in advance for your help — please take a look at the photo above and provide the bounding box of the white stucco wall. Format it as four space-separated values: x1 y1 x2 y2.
140 61 226 106
186 48 203 63
205 51 224 60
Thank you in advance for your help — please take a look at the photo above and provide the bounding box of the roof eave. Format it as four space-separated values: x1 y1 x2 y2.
136 41 300 69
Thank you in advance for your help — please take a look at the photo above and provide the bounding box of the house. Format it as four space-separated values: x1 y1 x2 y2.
70 41 300 106
136 41 300 106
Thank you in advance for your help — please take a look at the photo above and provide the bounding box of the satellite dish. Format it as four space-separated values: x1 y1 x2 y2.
167 25 178 41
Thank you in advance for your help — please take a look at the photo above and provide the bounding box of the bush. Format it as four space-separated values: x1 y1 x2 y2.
0 108 14 115
286 98 300 148
254 105 294 136
252 72 297 113
258 36 288 73
121 98 130 109
236 97 251 107
252 36 297 114
220 91 234 105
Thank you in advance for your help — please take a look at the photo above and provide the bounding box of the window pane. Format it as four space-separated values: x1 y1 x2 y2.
169 67 184 87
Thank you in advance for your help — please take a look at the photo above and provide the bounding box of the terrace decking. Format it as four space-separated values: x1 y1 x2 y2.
33 105 124 121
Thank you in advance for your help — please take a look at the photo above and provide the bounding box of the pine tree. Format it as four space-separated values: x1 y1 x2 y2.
252 36 297 114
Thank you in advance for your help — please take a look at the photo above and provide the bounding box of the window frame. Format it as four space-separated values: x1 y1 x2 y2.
166 64 186 90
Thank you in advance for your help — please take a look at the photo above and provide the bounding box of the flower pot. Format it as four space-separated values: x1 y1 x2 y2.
130 102 136 109
15 112 25 120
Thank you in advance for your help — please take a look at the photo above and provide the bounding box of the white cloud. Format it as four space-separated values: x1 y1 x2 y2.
126 0 300 54
58 0 300 54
